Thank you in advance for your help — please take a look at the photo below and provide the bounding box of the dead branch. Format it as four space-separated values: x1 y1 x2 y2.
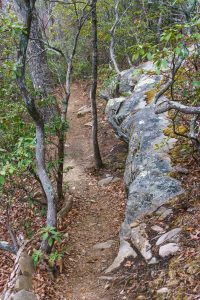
0 241 16 254
6 205 19 253
154 56 184 104
155 100 200 114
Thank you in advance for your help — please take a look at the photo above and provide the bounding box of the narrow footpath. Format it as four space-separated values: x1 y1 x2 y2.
53 82 127 300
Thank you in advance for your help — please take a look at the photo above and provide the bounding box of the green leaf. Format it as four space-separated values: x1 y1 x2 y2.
147 52 152 60
192 81 200 87
48 238 54 247
42 232 49 240
0 176 5 186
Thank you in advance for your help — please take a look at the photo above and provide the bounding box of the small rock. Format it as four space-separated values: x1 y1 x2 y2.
105 173 112 177
157 287 170 295
151 225 165 233
131 224 152 261
19 253 34 276
63 232 69 240
104 282 111 290
105 240 137 273
93 240 114 250
155 206 166 215
112 177 121 183
77 106 91 117
99 276 114 281
159 208 173 220
148 257 158 265
159 243 180 257
156 228 181 246
167 279 180 287
13 290 37 300
187 207 195 212
84 121 92 127
173 166 189 174
136 296 146 300
130 221 139 228
98 177 113 187
15 275 32 291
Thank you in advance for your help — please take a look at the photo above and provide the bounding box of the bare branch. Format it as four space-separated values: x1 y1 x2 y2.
109 0 132 74
110 0 121 74
154 56 184 104
6 206 19 253
155 100 200 115
0 241 16 254
49 0 87 4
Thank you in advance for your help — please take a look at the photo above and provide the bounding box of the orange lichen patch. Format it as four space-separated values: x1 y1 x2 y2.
145 88 157 104
163 125 187 138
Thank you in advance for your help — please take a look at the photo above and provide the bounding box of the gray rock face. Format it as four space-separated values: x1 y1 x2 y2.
105 63 183 225
104 61 184 269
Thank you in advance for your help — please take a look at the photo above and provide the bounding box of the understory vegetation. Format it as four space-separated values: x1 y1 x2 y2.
0 0 199 299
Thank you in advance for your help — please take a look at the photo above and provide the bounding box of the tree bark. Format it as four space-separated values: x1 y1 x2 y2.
15 0 57 252
13 0 53 96
91 0 103 169
28 9 54 96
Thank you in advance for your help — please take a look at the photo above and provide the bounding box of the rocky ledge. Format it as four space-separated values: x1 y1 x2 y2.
103 62 184 272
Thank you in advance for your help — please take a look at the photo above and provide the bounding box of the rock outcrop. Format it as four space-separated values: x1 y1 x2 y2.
104 62 184 272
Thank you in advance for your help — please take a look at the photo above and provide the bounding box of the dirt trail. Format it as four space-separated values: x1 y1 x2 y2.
55 82 127 300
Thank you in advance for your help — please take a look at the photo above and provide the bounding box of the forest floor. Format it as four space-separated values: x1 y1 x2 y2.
0 82 200 300
34 82 200 300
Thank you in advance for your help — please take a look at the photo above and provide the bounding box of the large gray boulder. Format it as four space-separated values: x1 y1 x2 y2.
104 62 183 271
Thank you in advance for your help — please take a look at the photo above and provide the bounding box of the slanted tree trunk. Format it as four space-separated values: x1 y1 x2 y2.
91 0 103 169
15 0 57 253
13 1 53 96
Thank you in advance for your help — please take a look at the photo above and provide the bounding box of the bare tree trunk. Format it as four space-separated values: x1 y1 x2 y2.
15 0 57 253
109 0 121 75
157 11 163 43
56 4 90 199
91 0 103 169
